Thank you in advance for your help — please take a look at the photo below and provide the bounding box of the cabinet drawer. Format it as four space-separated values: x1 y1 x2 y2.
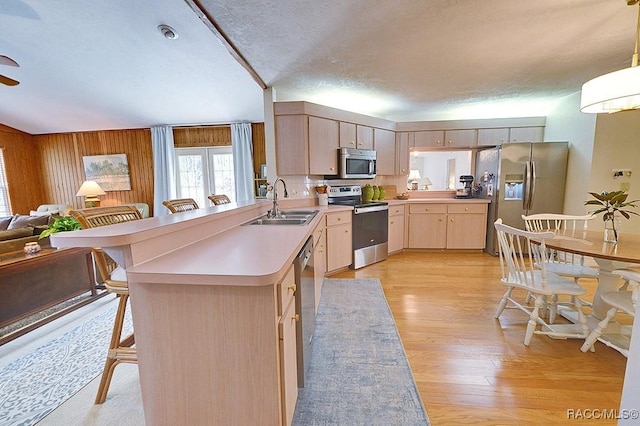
447 204 487 214
389 205 405 217
277 266 296 316
409 204 447 214
326 210 352 226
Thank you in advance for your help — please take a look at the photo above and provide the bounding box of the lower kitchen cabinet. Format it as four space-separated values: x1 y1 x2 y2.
326 211 352 272
277 266 298 425
388 204 405 253
312 219 327 313
408 204 447 248
407 202 487 249
446 204 488 249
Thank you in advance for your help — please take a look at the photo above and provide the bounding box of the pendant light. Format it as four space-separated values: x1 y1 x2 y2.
580 0 640 113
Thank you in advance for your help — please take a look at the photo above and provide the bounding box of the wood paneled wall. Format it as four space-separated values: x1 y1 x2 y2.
35 128 155 214
0 125 45 214
1 123 265 216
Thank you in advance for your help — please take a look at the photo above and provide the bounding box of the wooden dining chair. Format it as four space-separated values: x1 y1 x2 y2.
208 194 231 205
69 205 142 404
162 198 199 213
581 269 640 356
493 219 591 347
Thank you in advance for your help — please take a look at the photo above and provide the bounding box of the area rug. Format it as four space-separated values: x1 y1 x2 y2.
292 278 430 425
0 303 133 426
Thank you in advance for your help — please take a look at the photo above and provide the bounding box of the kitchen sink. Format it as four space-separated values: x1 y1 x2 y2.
246 210 318 226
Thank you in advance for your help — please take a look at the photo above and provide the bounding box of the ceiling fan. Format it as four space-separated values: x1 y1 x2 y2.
0 55 20 87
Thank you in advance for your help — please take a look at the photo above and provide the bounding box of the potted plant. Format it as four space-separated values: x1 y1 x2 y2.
39 215 82 239
585 190 638 243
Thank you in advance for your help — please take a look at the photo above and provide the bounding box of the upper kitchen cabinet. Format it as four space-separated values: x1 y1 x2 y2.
509 126 544 143
373 128 395 175
477 128 509 146
309 116 339 175
339 122 373 149
275 115 309 175
413 130 444 148
413 129 476 148
396 132 411 175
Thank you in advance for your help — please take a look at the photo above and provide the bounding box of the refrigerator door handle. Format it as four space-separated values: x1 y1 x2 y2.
529 160 537 211
523 161 531 210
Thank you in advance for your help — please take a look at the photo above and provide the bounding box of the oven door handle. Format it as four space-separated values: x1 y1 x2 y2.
354 205 388 214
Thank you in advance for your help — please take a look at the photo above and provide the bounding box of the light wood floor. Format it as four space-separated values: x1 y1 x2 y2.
332 250 628 425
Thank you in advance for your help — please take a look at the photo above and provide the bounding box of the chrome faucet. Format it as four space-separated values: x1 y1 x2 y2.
268 178 289 218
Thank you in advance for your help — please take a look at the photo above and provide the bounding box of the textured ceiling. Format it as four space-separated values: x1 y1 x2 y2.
0 0 637 134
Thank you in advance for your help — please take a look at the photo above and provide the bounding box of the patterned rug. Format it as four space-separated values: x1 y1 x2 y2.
292 278 430 425
0 303 133 426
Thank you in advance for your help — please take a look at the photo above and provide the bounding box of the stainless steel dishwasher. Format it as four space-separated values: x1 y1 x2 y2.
294 235 315 387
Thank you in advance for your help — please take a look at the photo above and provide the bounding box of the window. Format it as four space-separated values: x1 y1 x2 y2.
0 149 11 216
175 147 235 208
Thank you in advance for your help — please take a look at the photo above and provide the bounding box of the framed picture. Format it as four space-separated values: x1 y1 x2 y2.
82 154 131 191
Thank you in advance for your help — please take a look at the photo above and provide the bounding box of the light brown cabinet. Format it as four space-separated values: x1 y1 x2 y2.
312 219 327 313
309 116 339 175
407 202 487 249
339 122 373 149
275 115 309 175
509 126 544 142
277 267 298 426
413 129 477 148
373 128 396 175
395 132 410 175
477 128 509 146
388 204 405 253
326 211 352 272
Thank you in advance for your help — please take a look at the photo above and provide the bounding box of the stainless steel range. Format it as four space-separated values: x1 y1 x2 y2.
327 185 388 269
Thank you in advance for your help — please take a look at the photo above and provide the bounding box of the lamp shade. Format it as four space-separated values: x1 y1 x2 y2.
76 180 106 197
423 177 433 186
581 66 640 113
408 170 421 180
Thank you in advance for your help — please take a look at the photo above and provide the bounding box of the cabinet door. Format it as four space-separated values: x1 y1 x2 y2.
356 125 374 149
308 116 339 175
279 298 298 426
477 128 509 146
446 213 487 249
327 222 352 271
275 115 309 175
413 130 444 148
396 132 410 175
388 212 405 253
373 128 396 175
312 226 326 313
339 122 356 148
408 204 447 249
509 127 544 143
444 129 477 147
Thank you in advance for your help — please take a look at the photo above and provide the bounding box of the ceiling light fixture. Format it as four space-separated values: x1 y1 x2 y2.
580 0 640 113
158 24 178 40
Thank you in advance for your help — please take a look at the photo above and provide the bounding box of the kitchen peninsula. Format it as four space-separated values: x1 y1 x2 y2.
50 195 489 425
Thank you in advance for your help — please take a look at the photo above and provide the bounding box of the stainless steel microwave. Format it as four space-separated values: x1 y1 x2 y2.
338 148 376 179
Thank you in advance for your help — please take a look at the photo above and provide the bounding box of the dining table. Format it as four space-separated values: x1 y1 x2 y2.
542 229 640 424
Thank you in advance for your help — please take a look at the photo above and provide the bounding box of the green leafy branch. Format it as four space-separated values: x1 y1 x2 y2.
585 190 639 222
39 216 82 239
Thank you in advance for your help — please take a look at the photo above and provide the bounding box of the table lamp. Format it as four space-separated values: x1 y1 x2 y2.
408 170 421 190
423 177 433 190
76 180 106 207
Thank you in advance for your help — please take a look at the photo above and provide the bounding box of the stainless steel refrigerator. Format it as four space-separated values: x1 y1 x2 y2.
475 141 568 255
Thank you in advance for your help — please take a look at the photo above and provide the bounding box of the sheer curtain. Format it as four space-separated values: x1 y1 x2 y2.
231 122 255 201
151 125 177 216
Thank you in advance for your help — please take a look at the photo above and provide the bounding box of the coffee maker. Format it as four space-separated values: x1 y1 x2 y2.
455 175 474 199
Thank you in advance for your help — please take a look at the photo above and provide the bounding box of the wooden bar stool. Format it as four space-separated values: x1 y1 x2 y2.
208 194 231 205
69 205 142 404
162 198 199 213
